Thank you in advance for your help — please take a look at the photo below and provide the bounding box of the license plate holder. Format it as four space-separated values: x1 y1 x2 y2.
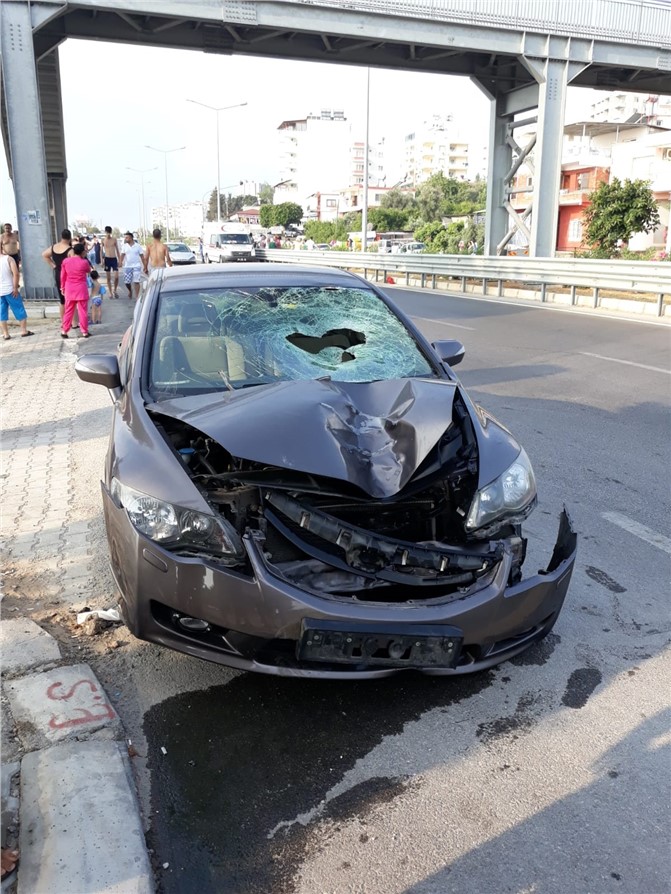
298 619 462 668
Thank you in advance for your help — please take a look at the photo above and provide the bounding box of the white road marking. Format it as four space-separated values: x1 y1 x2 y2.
602 511 671 556
580 351 671 375
414 316 476 331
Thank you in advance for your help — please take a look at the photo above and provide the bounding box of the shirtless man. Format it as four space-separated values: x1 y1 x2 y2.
143 228 172 275
120 232 145 300
1 224 20 270
101 225 121 297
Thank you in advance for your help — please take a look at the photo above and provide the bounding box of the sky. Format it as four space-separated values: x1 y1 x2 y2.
0 37 603 231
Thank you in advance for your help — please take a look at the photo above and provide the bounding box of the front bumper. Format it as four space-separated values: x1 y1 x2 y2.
103 485 577 678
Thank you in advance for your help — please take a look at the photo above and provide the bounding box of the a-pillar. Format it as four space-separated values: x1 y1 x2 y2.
0 1 57 298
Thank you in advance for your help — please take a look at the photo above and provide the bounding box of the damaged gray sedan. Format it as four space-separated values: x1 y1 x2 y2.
76 264 576 678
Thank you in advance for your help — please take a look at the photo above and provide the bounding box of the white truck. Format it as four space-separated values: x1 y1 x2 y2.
203 222 256 263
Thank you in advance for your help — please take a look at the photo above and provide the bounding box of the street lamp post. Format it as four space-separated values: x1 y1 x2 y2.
126 166 157 239
145 145 186 239
186 100 247 221
361 66 371 252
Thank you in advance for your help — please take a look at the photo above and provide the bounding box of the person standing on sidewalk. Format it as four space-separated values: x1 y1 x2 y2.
42 228 73 323
88 234 102 268
1 223 21 270
143 228 172 275
120 232 145 300
1 241 33 340
102 226 120 298
60 243 92 338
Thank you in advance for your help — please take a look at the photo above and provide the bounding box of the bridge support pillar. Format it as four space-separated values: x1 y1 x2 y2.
482 95 513 257
527 58 569 258
37 49 69 240
0 1 58 298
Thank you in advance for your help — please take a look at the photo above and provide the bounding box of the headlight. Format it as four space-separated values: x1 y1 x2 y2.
465 448 537 535
111 479 244 559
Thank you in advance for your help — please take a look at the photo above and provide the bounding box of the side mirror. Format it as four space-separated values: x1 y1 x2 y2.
431 339 465 367
75 353 122 390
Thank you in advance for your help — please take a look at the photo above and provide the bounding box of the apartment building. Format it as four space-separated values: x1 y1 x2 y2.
349 139 387 189
402 116 470 185
151 201 205 238
275 110 352 204
589 92 671 128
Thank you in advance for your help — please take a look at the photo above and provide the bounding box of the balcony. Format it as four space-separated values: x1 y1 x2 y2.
558 189 593 205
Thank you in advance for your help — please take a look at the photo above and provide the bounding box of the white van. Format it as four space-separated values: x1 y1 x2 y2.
203 223 256 263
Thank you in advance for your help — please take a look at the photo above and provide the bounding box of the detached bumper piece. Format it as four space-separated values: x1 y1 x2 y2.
299 619 462 668
265 490 502 585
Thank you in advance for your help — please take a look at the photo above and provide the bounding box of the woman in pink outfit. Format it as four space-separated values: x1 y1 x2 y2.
60 243 92 338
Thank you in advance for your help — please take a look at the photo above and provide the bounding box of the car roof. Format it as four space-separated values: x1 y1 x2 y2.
157 263 368 292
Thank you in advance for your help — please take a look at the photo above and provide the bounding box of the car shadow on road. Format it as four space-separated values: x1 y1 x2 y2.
144 669 497 894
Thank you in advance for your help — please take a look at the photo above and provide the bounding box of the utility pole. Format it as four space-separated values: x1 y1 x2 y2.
361 67 371 251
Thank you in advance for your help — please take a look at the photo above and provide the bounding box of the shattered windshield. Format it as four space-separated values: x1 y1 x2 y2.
149 285 435 396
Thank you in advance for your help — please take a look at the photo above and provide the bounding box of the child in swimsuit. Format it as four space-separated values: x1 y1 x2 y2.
89 270 106 324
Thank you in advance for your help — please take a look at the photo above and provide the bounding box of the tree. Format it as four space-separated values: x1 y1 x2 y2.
304 220 349 243
368 207 410 232
227 194 258 215
259 204 274 228
258 183 274 205
415 174 450 222
273 202 303 227
380 188 416 212
340 211 362 232
259 202 303 228
414 173 487 224
206 189 218 222
583 178 660 255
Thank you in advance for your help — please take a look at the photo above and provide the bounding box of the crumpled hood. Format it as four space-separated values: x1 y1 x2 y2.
149 378 457 498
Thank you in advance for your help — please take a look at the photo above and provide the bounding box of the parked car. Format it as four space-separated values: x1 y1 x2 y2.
166 242 196 265
314 243 331 250
75 264 576 678
399 242 425 254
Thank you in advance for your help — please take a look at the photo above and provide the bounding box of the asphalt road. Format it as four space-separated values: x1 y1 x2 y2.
86 289 670 894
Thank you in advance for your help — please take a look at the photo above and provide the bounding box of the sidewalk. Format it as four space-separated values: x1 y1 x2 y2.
1 290 153 893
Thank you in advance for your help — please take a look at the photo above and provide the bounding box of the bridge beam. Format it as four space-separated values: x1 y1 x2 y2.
0 1 58 298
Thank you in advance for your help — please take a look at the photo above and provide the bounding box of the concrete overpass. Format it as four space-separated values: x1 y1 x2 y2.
1 0 670 296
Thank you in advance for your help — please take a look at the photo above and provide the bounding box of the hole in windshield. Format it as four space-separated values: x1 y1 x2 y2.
148 285 435 398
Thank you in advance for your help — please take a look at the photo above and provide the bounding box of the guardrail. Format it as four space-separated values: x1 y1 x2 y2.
256 250 671 316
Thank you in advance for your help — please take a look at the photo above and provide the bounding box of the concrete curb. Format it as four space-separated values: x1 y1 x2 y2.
0 620 153 893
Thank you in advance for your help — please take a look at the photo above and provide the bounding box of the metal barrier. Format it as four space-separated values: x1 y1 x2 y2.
257 251 671 316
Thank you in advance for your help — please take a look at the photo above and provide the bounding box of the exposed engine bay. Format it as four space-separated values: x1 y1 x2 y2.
149 392 528 604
